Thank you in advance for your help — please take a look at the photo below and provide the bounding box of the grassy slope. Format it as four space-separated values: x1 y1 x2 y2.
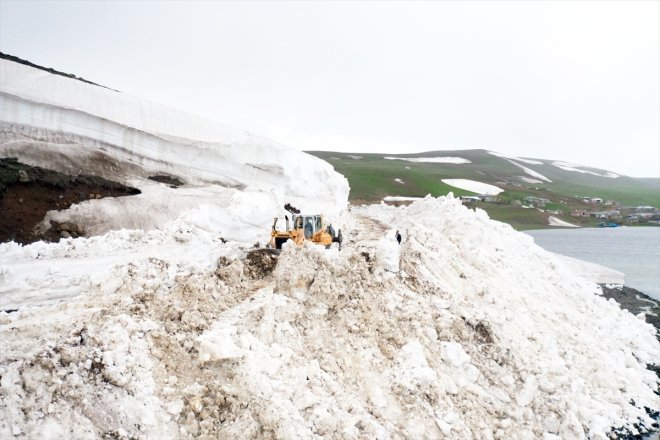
308 149 659 230
311 150 525 200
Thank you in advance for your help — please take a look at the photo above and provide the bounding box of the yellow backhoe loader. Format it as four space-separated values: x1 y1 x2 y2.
269 204 342 251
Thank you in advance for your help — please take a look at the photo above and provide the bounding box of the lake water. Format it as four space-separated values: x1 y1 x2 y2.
526 227 660 301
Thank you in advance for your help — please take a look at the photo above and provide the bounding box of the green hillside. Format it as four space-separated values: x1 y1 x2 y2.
307 149 660 230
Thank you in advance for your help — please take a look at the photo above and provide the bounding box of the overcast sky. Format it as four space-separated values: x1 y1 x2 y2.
1 0 658 177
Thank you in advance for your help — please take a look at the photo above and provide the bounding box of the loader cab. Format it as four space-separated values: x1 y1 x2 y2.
292 215 323 238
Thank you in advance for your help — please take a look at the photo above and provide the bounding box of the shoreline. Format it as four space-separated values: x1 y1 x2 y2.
599 284 660 339
598 284 660 440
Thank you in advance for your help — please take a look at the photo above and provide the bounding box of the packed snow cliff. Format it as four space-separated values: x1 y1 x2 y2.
0 59 348 241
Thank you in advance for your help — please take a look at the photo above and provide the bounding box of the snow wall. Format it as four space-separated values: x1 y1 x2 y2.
0 59 349 242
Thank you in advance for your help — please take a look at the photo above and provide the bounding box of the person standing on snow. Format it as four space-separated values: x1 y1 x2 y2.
395 230 402 244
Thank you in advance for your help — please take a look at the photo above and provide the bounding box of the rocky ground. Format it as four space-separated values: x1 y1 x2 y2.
600 284 660 340
0 158 139 244
599 285 660 439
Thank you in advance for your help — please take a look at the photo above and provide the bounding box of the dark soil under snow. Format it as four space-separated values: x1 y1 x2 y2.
0 158 140 244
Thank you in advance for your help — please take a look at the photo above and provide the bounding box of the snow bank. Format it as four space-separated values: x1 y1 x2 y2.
553 161 620 178
384 156 471 164
0 59 349 240
442 179 503 195
2 197 657 439
551 253 625 285
548 215 580 228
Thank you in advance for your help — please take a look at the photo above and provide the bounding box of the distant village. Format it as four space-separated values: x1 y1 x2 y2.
460 193 660 226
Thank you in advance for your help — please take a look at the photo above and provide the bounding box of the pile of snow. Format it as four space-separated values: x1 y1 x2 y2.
394 178 404 184
0 59 348 242
442 179 503 195
384 156 471 164
1 196 657 439
553 161 620 178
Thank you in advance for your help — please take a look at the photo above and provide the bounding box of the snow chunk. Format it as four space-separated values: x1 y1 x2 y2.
197 327 243 362
395 340 437 387
376 236 400 272
441 341 471 367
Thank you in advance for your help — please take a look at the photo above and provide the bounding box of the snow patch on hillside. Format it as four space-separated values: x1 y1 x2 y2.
442 179 503 195
519 176 543 184
548 215 580 228
553 161 620 178
486 152 551 182
489 151 543 165
505 159 552 183
385 156 471 164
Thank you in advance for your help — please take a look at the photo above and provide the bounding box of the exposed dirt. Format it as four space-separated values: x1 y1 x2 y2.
0 158 140 244
148 174 184 188
243 249 280 279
